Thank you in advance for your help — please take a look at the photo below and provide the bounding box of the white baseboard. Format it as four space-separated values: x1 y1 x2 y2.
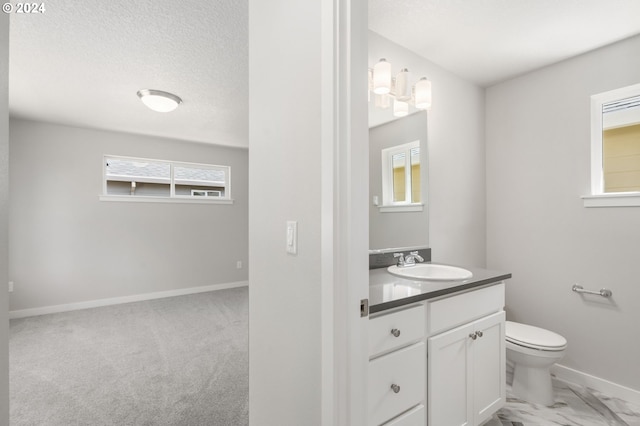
552 363 640 406
9 281 249 320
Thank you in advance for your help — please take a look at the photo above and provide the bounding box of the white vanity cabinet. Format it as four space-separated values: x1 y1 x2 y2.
368 281 506 426
368 304 426 426
426 283 506 426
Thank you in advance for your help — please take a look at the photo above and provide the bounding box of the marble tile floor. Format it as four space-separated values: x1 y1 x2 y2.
484 374 640 426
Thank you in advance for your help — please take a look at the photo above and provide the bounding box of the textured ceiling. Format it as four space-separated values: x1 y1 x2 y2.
369 0 640 87
9 0 248 148
9 1 640 148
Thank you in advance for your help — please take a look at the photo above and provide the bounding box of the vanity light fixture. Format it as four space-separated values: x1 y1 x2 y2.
369 58 432 116
372 58 392 94
393 99 409 117
414 77 432 110
137 89 183 112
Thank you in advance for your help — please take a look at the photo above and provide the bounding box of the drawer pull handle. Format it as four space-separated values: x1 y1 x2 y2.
469 332 478 340
390 384 401 394
390 328 401 337
476 330 483 338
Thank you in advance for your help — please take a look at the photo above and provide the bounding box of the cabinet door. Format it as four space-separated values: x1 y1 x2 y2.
428 311 506 426
428 323 472 426
471 311 505 425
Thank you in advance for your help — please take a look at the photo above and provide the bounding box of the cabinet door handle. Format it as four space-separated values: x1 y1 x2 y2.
469 332 478 340
390 384 401 393
476 330 483 338
390 328 401 337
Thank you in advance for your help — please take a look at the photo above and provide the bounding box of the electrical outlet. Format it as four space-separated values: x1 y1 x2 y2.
8 281 14 292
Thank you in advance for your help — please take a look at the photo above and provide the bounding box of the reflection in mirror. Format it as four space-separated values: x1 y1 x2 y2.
410 147 420 202
392 151 406 202
602 94 640 193
382 141 420 206
369 111 428 250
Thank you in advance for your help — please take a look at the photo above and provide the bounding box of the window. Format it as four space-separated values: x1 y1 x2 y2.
584 83 640 207
602 97 640 193
191 190 222 197
380 141 423 212
101 155 232 204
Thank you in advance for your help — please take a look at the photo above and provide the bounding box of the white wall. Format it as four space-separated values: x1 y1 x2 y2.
369 112 429 250
0 11 10 423
9 119 248 311
249 0 370 424
248 0 323 422
369 32 486 266
486 34 640 392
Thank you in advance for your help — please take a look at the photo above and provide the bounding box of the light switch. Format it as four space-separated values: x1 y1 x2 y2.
286 221 297 254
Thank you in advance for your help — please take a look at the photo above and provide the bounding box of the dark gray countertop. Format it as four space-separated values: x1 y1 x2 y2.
369 263 511 314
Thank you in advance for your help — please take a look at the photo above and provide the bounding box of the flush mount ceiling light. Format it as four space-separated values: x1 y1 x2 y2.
137 89 182 112
369 58 432 117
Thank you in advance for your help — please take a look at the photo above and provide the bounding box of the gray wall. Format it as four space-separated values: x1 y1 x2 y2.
248 0 324 421
369 32 486 266
0 11 10 423
249 0 375 422
486 34 640 391
9 119 248 311
369 112 429 250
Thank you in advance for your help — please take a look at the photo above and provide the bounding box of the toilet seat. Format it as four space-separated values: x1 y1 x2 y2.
506 321 567 351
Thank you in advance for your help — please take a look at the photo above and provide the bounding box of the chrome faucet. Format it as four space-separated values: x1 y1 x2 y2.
393 252 406 267
405 251 424 266
393 251 424 267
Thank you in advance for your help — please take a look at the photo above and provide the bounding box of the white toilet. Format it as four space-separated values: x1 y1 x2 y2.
505 321 567 406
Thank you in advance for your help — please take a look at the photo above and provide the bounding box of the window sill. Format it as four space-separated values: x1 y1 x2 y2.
378 203 424 213
99 195 234 205
582 193 640 208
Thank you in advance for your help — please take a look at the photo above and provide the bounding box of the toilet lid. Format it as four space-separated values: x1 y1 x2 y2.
506 321 567 350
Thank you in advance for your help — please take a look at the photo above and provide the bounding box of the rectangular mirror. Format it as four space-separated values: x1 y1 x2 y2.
369 111 428 250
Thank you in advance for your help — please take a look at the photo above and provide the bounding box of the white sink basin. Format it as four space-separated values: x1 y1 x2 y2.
387 263 473 281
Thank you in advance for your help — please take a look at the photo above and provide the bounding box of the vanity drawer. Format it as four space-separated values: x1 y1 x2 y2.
427 283 504 336
369 304 425 358
369 342 426 426
382 404 426 426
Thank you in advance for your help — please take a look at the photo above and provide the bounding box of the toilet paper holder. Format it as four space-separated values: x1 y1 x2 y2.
572 284 612 298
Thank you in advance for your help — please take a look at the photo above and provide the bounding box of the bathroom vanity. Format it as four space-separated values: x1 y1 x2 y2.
368 261 511 426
